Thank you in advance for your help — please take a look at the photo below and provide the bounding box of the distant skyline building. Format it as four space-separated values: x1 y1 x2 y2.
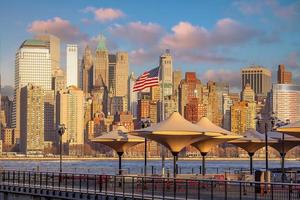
20 84 44 154
241 66 272 97
241 83 255 102
13 39 52 144
36 34 61 74
81 46 94 94
159 49 173 97
222 93 233 130
231 101 256 134
172 70 182 96
94 36 109 88
115 52 129 97
179 72 202 116
66 44 78 87
272 84 300 123
128 73 138 117
277 64 292 84
56 86 84 145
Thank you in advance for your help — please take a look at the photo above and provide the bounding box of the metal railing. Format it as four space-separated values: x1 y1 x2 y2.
0 170 300 199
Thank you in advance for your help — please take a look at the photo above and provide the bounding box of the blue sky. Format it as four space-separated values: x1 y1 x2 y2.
0 0 299 90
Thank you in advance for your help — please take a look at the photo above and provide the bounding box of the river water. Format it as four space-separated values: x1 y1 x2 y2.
0 159 299 175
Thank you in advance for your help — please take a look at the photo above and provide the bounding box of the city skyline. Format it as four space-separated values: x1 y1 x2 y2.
1 0 300 92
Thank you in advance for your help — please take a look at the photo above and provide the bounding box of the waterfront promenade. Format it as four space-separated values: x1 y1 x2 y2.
1 170 300 200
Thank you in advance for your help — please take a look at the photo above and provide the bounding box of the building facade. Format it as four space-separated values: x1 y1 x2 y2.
36 34 60 74
179 72 202 116
66 44 78 87
94 37 109 88
241 66 271 97
272 84 300 123
20 84 45 154
14 39 52 146
159 49 173 97
81 46 94 94
56 86 84 146
277 64 292 84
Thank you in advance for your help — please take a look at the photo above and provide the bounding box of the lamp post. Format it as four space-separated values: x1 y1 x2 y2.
141 120 150 176
276 119 290 183
57 124 66 173
256 113 276 172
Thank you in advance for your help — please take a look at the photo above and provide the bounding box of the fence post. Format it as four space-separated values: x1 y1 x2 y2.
162 177 165 200
271 183 273 200
113 176 116 196
288 184 291 200
72 174 75 193
52 172 54 189
211 180 213 200
142 177 144 199
225 180 227 200
86 174 89 193
152 177 155 199
94 175 97 194
174 178 176 199
185 179 188 200
198 180 201 199
131 177 134 200
239 182 242 200
122 176 125 198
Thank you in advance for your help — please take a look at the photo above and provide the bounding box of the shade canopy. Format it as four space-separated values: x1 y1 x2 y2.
268 131 300 154
192 135 242 153
130 112 219 153
196 117 232 135
229 129 277 153
276 121 300 139
192 117 241 153
92 125 144 153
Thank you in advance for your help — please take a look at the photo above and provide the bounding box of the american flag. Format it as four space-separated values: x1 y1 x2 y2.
133 67 160 92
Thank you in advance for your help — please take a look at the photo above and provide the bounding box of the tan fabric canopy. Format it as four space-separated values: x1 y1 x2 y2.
196 117 232 135
192 135 241 153
276 121 300 138
268 131 300 154
229 129 277 153
192 117 241 153
130 112 219 153
92 125 144 153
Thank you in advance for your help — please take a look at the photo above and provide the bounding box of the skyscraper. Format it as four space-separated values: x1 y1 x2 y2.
94 36 109 88
36 34 61 74
81 46 93 94
241 66 272 97
231 101 256 134
66 44 78 87
277 64 292 84
14 39 52 143
56 86 84 145
160 49 173 96
128 73 138 117
20 84 44 154
272 84 300 123
115 52 129 97
44 90 55 142
241 83 255 102
179 72 202 115
222 93 233 130
172 70 182 96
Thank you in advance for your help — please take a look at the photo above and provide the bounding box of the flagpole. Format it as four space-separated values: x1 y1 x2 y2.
161 65 166 177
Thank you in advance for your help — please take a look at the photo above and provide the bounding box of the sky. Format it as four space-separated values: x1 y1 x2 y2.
0 0 300 94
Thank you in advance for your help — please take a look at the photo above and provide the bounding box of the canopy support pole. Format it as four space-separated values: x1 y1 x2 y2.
248 152 254 175
117 152 124 175
172 152 179 178
201 152 208 176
